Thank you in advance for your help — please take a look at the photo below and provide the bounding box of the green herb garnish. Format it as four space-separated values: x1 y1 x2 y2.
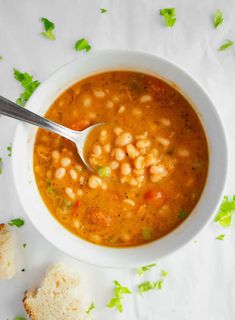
14 317 27 320
107 280 131 313
0 56 3 60
218 40 234 51
178 210 187 218
213 9 223 29
98 166 110 177
7 143 12 157
100 8 107 13
14 68 40 107
137 263 156 276
41 17 55 40
215 195 235 227
75 38 91 52
216 234 225 240
23 243 27 248
160 8 176 27
138 278 164 294
161 270 168 277
0 158 2 174
142 227 153 240
86 302 95 314
8 218 25 228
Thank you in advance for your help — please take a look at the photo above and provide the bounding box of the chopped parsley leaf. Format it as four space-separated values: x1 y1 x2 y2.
216 234 225 240
138 278 164 294
0 56 3 60
214 195 235 227
98 166 110 177
8 218 25 228
107 280 131 313
41 17 55 40
0 158 2 174
74 38 91 52
13 68 40 107
100 8 107 13
160 8 176 27
161 269 168 277
14 317 27 320
179 210 187 218
23 243 27 248
7 143 12 157
218 40 234 51
213 9 223 29
86 302 95 314
137 263 157 276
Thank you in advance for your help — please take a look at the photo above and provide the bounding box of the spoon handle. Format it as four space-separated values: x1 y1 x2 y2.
0 96 78 141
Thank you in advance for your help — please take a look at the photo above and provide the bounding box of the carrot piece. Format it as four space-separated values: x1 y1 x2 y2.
144 189 166 207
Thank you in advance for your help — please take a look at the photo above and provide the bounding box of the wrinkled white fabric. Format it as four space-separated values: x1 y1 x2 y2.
0 0 235 319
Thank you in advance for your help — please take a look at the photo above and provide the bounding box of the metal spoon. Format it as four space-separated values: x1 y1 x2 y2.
0 95 103 170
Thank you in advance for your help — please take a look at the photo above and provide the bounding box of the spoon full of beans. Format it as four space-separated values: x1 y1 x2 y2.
0 95 103 170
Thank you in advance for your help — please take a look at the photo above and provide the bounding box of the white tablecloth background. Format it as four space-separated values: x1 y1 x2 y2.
1 1 235 319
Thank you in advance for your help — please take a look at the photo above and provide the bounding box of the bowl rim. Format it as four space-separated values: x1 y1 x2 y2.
11 50 228 268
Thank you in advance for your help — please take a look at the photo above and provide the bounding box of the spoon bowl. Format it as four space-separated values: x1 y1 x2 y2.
0 95 103 170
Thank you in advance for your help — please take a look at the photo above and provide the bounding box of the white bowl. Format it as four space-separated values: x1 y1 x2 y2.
12 51 228 268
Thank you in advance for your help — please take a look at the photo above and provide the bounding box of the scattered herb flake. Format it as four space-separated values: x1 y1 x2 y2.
86 302 95 314
216 234 225 240
75 38 91 52
13 68 40 107
41 17 55 40
107 280 131 313
214 195 235 227
179 210 187 218
14 317 27 320
218 40 234 51
0 56 3 60
138 278 164 294
7 144 12 157
160 8 176 27
98 166 111 177
213 9 223 29
161 270 168 277
0 158 2 174
23 243 27 248
137 263 157 276
100 8 107 13
8 218 25 228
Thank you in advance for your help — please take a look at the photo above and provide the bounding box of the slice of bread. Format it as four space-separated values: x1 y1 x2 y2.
0 223 16 279
23 263 90 320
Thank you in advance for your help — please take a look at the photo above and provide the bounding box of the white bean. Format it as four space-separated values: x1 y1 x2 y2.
160 118 171 126
128 177 138 186
126 144 139 159
150 164 167 175
177 148 190 157
121 163 132 175
140 95 152 103
61 157 71 167
114 127 123 135
101 182 108 190
106 101 114 109
123 199 135 206
55 167 66 179
134 156 145 170
93 89 105 98
110 161 119 170
77 189 83 196
100 129 107 138
65 187 75 199
79 176 85 185
92 145 102 156
70 169 78 180
83 96 92 107
136 139 151 149
145 154 157 167
104 143 111 153
88 175 102 189
52 150 60 160
157 136 170 146
115 132 133 146
113 148 125 161
112 95 120 103
133 168 145 176
135 132 148 140
132 108 142 117
118 105 126 114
